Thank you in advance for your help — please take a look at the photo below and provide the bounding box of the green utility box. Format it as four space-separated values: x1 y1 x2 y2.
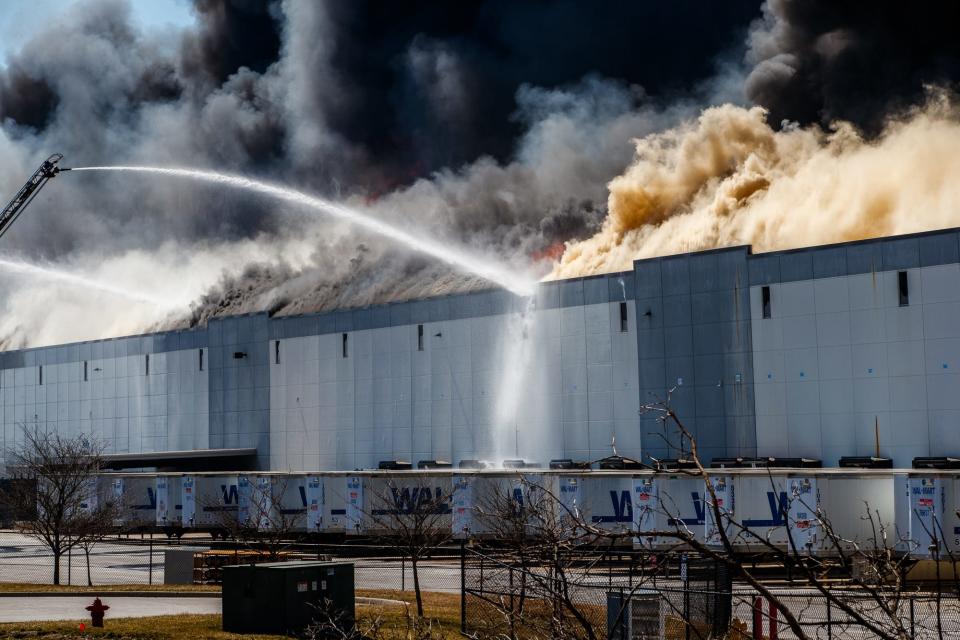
222 560 355 635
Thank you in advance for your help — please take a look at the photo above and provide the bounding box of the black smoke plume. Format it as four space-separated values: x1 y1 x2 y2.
745 0 960 131
0 0 957 345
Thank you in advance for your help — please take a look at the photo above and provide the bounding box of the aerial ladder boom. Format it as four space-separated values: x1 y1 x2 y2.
0 153 66 240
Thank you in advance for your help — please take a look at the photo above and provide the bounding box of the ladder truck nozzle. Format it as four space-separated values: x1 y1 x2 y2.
0 153 65 240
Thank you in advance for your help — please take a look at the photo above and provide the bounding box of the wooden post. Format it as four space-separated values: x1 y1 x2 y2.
875 416 880 458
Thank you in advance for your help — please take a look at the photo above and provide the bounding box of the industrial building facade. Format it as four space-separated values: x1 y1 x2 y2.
1 228 959 472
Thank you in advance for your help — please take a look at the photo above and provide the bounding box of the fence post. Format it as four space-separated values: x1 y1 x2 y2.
608 550 613 588
401 556 405 591
910 597 915 638
67 546 72 586
827 596 832 640
682 555 690 640
753 596 762 640
769 599 778 640
459 541 466 635
148 535 153 585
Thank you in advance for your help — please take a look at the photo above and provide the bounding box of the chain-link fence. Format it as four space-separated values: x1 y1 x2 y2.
0 531 167 585
0 530 465 592
5 528 960 639
461 547 731 639
461 545 960 639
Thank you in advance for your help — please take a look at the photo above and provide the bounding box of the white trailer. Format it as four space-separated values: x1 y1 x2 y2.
556 475 583 528
154 475 182 529
105 475 157 530
237 474 308 532
321 475 351 533
945 475 960 555
181 475 197 528
654 475 707 547
361 474 453 535
786 475 819 552
632 475 659 548
894 473 952 557
447 472 549 538
583 474 636 535
84 468 908 554
191 474 240 531
705 475 735 547
452 475 473 539
305 475 324 533
344 475 363 534
818 471 895 556
274 474 308 532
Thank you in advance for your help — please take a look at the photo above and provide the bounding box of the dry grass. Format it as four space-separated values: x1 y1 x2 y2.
353 589 462 639
0 590 462 640
0 614 285 639
463 593 608 640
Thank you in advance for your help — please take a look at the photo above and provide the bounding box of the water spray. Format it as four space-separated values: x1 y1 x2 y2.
67 166 538 298
0 257 169 306
0 155 171 305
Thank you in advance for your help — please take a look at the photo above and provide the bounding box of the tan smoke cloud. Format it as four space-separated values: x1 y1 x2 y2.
550 95 960 278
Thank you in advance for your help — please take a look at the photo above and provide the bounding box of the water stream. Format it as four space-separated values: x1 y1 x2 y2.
0 257 168 305
55 166 543 464
69 166 537 297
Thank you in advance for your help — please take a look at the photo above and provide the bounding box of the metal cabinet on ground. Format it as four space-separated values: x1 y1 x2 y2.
222 561 355 635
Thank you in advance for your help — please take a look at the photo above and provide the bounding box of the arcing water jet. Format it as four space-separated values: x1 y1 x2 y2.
0 257 170 306
0 155 171 308
68 166 537 298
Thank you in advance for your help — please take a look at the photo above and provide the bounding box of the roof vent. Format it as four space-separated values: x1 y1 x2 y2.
838 456 893 469
912 456 960 470
377 460 412 471
549 459 590 470
417 459 452 469
598 455 645 470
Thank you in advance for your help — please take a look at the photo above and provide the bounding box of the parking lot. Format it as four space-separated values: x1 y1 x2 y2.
0 530 461 592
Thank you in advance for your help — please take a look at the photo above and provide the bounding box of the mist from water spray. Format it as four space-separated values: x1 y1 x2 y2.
69 167 537 297
491 297 534 463
487 295 559 467
0 257 170 305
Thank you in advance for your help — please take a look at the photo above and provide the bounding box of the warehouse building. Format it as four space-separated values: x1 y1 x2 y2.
1 227 959 472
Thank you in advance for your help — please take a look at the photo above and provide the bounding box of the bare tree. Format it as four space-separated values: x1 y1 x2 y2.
203 474 305 560
71 491 123 587
640 391 960 640
469 476 662 640
457 395 960 640
305 598 447 640
364 474 453 618
1 428 114 585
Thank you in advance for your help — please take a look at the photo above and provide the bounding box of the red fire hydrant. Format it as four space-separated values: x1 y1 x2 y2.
85 598 109 628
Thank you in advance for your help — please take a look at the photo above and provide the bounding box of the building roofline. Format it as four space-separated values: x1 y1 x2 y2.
6 226 960 355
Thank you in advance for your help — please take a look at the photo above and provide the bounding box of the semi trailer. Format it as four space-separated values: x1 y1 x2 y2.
38 468 945 558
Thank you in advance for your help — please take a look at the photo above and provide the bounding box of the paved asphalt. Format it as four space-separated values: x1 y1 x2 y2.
0 531 463 594
0 596 222 623
0 530 464 622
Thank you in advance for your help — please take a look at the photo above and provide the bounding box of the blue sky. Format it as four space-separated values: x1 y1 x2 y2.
0 0 195 60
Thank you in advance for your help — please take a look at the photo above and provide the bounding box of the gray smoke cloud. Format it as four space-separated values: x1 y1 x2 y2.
181 75 693 326
0 0 737 345
4 1 950 347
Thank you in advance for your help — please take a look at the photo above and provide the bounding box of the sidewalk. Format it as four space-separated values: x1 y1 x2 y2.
0 596 221 622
